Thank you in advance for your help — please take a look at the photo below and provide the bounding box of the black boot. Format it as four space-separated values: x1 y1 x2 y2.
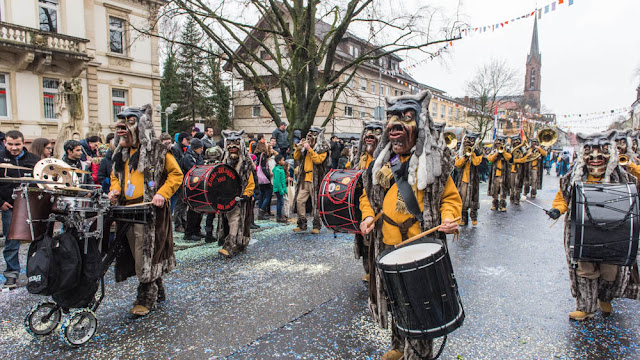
204 226 216 243
156 278 166 302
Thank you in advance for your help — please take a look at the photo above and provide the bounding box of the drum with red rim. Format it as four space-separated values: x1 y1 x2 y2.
318 169 364 234
183 164 242 213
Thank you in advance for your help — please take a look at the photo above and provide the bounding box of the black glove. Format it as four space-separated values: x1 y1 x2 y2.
546 208 561 220
240 195 250 202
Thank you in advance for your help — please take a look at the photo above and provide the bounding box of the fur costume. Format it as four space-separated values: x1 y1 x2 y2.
523 140 546 197
508 134 527 204
292 126 331 230
455 131 481 223
112 104 176 309
559 131 640 310
217 130 254 255
363 90 455 359
615 129 639 165
487 136 511 210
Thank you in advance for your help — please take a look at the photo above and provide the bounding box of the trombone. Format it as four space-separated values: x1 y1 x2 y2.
444 132 457 150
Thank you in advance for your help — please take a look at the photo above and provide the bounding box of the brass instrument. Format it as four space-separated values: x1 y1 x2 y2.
497 145 505 153
464 146 473 157
443 132 457 150
619 154 629 166
512 140 527 159
527 129 558 162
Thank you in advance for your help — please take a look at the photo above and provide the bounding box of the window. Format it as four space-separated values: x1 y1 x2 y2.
394 90 398 96
448 107 453 120
252 105 261 117
374 106 384 120
344 105 353 117
359 107 366 119
431 103 437 117
440 105 445 119
0 74 9 118
379 57 387 69
349 44 354 57
386 86 390 96
346 76 354 88
455 109 460 121
370 83 376 93
359 78 367 91
109 17 125 54
354 46 359 58
275 106 282 115
39 0 58 33
112 89 127 122
43 78 59 120
401 91 405 96
379 85 384 96
529 69 536 90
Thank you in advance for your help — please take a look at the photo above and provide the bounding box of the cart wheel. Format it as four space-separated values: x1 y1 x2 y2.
24 301 62 336
59 309 98 346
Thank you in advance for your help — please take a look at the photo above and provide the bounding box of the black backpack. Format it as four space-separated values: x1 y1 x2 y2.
26 232 82 296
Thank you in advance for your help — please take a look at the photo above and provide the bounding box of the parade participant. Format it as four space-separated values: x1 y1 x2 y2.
522 138 547 199
108 105 182 316
615 129 638 166
631 130 639 156
0 131 40 289
354 121 384 281
203 146 224 243
217 130 256 258
62 139 91 184
508 134 528 205
454 131 482 226
359 91 461 360
180 138 205 241
487 136 512 212
547 131 640 321
292 126 330 234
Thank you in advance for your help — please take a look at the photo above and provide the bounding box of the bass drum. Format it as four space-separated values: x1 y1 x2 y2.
376 238 465 340
183 164 242 214
318 169 364 234
570 182 640 266
8 188 53 242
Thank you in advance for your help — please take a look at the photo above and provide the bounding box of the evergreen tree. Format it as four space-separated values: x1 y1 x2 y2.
160 52 181 135
202 53 231 132
175 17 209 128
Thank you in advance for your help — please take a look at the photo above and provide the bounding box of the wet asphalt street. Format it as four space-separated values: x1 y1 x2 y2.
1 173 640 359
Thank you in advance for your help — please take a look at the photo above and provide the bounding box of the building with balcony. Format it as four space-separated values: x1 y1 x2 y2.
0 0 165 141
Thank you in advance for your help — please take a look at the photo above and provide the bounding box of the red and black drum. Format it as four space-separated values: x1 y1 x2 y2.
376 238 465 340
319 169 364 234
570 182 640 266
183 164 242 213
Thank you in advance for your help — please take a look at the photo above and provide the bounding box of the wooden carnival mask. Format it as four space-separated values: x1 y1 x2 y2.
386 99 421 155
578 132 615 178
362 121 384 155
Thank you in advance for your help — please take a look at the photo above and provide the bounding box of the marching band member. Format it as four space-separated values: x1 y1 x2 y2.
523 138 547 199
454 131 482 226
292 126 331 234
108 105 182 316
354 121 384 281
487 136 512 212
508 134 527 205
216 130 255 258
359 91 461 360
546 131 640 321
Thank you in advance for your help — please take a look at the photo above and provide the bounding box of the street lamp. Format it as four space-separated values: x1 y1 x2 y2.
156 103 178 133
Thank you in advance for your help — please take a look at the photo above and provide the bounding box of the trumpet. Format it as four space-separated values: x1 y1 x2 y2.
620 154 629 166
464 146 473 157
444 132 457 150
497 145 505 153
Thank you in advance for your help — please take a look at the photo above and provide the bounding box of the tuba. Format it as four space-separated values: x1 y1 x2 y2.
527 129 557 162
443 132 457 150
619 154 629 166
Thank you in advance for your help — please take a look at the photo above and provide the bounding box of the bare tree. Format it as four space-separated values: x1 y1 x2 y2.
144 0 463 135
465 58 521 141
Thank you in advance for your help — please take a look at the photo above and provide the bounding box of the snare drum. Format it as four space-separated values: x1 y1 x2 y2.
318 169 364 234
8 188 53 242
52 196 98 213
109 204 154 224
376 239 465 339
570 182 640 266
183 164 242 213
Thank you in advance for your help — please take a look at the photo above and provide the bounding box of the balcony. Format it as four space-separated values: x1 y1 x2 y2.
0 21 92 77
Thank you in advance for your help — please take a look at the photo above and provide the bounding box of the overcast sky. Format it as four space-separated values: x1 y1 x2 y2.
402 0 640 119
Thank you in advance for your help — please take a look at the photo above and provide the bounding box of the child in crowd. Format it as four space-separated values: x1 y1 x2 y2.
272 155 288 223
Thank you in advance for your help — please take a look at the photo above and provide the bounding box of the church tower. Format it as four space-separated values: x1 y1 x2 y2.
524 17 541 113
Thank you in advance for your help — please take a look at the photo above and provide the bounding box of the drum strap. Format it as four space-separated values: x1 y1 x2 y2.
382 214 417 241
390 155 423 225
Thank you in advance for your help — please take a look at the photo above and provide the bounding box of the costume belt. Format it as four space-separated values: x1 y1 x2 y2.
123 197 143 206
382 214 418 241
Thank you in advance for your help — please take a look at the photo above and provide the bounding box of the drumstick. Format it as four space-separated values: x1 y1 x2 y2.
394 216 462 248
364 211 384 233
125 201 154 207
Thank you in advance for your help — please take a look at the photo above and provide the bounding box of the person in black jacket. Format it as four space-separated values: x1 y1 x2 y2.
62 140 91 184
171 132 191 232
79 135 100 162
97 137 115 193
180 138 205 240
0 130 40 289
171 132 191 165
329 136 344 169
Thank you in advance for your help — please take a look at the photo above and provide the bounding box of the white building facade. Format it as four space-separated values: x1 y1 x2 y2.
0 0 164 140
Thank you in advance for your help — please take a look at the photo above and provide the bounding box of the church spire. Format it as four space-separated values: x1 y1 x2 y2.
528 16 541 62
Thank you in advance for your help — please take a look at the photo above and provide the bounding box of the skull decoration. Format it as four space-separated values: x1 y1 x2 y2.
385 98 421 155
361 121 384 156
